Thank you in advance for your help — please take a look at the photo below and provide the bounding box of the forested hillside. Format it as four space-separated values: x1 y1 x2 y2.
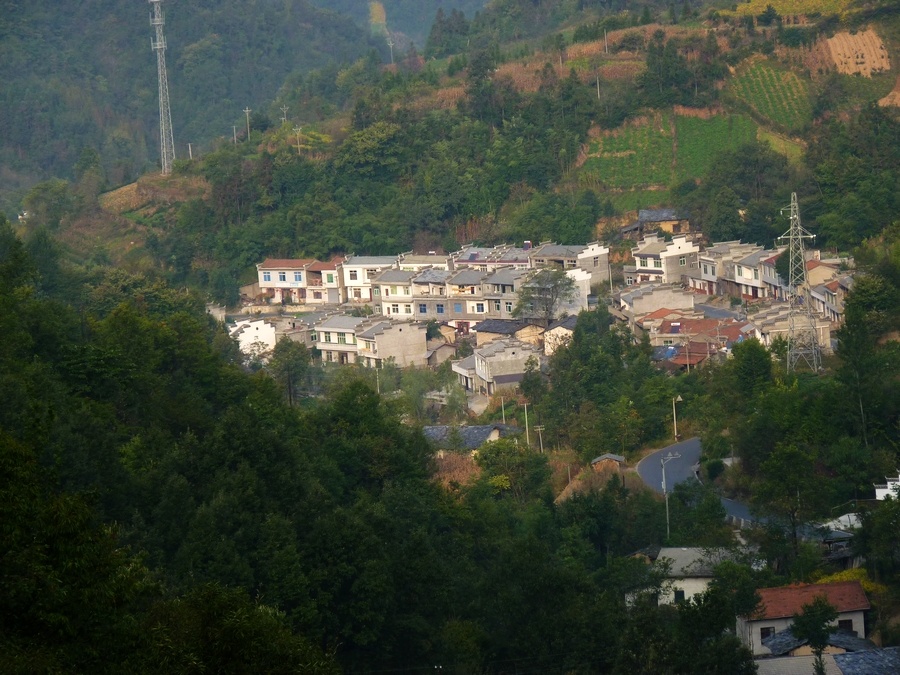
0 0 380 214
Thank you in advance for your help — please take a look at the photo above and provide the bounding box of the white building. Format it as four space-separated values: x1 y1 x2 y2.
341 255 397 304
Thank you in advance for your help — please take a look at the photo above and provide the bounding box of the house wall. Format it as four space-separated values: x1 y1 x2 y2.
659 577 711 605
737 611 865 656
374 324 428 368
544 327 573 355
630 288 695 316
661 238 700 284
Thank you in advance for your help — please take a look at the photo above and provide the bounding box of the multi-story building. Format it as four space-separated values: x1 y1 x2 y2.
691 241 761 296
472 339 543 396
397 252 452 271
357 320 428 368
445 268 492 331
410 268 454 321
528 241 611 288
625 235 700 286
314 315 369 365
256 258 317 303
730 249 779 300
451 244 530 271
341 255 397 304
483 268 530 319
303 258 342 304
372 269 417 317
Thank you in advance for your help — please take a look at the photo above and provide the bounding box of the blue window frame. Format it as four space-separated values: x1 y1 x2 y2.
418 304 427 314
263 271 271 282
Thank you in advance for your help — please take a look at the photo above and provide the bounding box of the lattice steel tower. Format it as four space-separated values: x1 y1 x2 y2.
778 193 821 373
149 0 175 174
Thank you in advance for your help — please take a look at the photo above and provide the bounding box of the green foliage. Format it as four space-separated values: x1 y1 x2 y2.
730 59 813 132
791 595 839 675
513 268 577 327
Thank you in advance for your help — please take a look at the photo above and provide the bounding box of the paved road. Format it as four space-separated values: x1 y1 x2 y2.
636 437 758 525
696 303 744 320
636 437 702 495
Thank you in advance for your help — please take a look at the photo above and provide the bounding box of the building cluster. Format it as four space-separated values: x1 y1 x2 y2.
229 229 854 390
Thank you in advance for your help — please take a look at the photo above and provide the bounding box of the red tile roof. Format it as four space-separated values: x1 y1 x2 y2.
752 582 870 621
308 260 337 271
258 258 315 269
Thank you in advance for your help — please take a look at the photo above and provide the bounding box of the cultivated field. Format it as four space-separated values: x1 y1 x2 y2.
730 0 850 16
730 59 813 132
577 110 758 192
881 75 900 107
826 29 891 77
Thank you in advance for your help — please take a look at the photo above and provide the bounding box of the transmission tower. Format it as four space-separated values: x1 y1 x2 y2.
777 192 821 373
149 0 175 175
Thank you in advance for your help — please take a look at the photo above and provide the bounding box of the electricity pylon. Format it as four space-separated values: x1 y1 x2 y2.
149 0 175 175
778 193 821 373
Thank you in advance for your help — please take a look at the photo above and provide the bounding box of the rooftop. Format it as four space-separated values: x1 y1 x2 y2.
344 255 397 266
414 268 454 284
374 269 417 283
422 424 518 450
472 319 529 335
449 269 489 286
316 315 369 330
751 582 870 621
833 646 900 674
258 258 316 270
639 208 683 222
762 628 875 657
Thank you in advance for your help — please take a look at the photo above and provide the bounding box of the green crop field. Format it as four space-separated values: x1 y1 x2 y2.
578 111 760 195
674 114 757 182
729 60 813 132
608 189 671 213
581 115 674 190
730 0 850 15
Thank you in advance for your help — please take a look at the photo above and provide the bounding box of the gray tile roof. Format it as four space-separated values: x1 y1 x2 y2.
472 319 528 334
739 249 777 266
763 629 875 657
485 268 527 285
549 315 579 331
414 268 453 283
344 255 397 266
449 269 488 285
373 269 416 283
317 315 368 330
833 647 900 674
756 655 842 675
530 244 586 258
422 424 517 450
639 208 682 222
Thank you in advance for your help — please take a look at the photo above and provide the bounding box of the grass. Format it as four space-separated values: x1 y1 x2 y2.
674 114 757 181
730 59 813 132
608 189 671 212
581 114 674 189
757 128 804 165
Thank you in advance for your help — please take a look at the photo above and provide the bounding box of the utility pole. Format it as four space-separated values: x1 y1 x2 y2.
293 126 302 155
672 395 683 440
534 425 545 454
500 396 505 424
233 126 237 144
280 105 288 123
387 36 394 65
243 107 252 141
661 451 681 540
187 142 192 160
524 402 530 447
148 0 175 175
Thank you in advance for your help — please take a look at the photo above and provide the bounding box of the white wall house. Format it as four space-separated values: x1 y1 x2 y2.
341 255 397 304
737 582 869 656
229 318 278 361
473 339 542 396
875 473 899 500
257 258 316 303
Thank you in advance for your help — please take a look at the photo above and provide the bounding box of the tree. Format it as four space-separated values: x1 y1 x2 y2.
513 269 577 327
267 338 310 406
791 595 838 675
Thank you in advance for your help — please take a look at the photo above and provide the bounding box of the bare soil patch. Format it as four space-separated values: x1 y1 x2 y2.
879 75 900 107
826 29 890 77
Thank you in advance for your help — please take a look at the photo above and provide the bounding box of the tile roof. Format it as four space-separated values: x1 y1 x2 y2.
472 319 529 334
307 260 337 271
762 628 876 657
258 258 316 269
422 424 517 450
756 655 842 675
344 255 397 266
752 582 870 621
449 269 488 285
413 268 453 283
374 269 417 283
316 315 369 330
833 646 900 674
639 208 682 222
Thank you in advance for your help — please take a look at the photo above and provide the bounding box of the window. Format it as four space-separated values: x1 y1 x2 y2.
313 291 322 299
838 620 854 633
419 303 427 314
653 259 662 268
674 589 685 603
391 286 398 295
373 288 380 296
476 303 485 313
593 256 600 267
454 302 463 313
349 270 358 281
337 333 347 344
737 265 744 276
679 256 686 266
294 272 302 282
436 304 445 314
326 273 334 284
760 627 775 641
323 332 332 343
404 305 411 314
353 289 361 299
366 269 377 279
310 333 317 342
391 304 400 314
753 268 759 280
263 271 271 282
506 301 513 313
278 272 286 282
493 301 501 311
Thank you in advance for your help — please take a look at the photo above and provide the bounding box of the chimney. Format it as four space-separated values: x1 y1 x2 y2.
523 240 532 250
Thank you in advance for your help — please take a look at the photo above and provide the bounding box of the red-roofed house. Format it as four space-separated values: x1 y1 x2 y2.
304 257 343 304
650 317 750 348
257 258 317 303
737 581 870 656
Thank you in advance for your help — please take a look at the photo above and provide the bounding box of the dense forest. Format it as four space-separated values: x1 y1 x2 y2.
4 0 900 671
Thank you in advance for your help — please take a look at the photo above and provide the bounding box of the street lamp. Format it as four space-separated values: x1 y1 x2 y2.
672 394 683 440
661 451 681 540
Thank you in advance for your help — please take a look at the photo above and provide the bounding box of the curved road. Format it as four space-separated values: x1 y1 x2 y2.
636 437 756 526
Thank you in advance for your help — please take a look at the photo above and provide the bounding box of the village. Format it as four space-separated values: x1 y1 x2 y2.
223 209 852 403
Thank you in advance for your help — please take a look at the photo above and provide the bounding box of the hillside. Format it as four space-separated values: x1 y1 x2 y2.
0 0 381 215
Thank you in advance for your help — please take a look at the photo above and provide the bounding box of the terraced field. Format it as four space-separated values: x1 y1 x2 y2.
730 60 813 132
674 114 757 181
730 0 850 15
579 111 758 193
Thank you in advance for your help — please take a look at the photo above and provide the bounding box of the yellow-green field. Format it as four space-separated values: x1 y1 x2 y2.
758 128 804 165
730 59 813 132
729 0 851 15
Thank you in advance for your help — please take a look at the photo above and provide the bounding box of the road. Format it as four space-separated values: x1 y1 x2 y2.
636 437 702 495
636 437 757 526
